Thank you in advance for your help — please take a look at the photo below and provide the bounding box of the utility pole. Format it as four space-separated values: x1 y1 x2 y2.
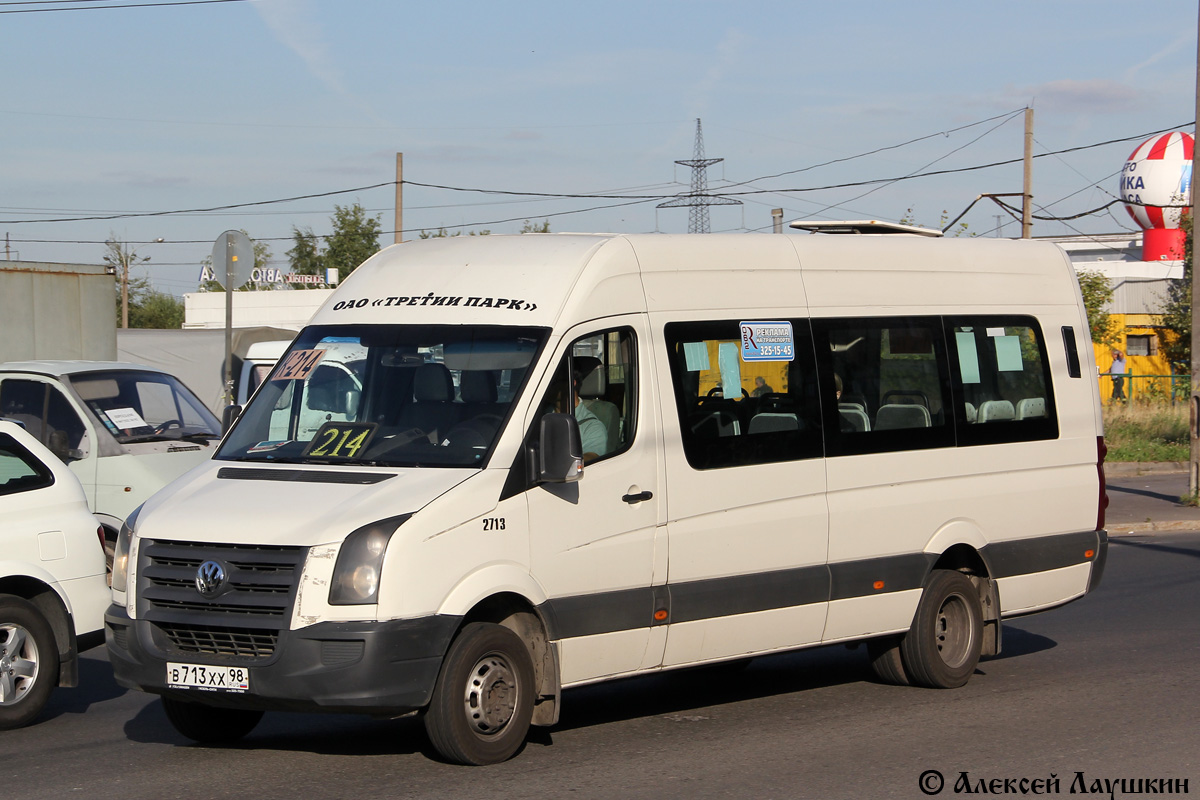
772 208 783 234
1022 107 1034 239
395 153 404 245
1190 4 1200 497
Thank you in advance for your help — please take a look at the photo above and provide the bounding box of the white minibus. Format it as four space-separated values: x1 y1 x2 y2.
106 232 1108 764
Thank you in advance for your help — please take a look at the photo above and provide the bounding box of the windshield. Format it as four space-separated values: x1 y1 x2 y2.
218 324 547 468
70 370 222 444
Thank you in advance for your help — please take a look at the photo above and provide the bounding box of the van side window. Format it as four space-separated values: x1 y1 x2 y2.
0 379 88 463
535 328 636 464
814 317 955 456
950 317 1058 445
664 320 822 470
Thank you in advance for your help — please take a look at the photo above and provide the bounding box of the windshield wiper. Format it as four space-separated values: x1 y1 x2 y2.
179 432 221 442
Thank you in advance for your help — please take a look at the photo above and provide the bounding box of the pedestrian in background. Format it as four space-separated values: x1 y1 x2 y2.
1109 349 1127 402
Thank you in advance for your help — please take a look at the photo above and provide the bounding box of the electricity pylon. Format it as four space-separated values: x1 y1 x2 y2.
658 118 741 233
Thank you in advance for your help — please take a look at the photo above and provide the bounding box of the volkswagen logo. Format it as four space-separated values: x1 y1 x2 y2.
195 560 226 597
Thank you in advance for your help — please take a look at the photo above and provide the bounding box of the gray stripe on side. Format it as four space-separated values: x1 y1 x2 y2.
982 530 1100 579
668 565 829 624
828 553 936 601
537 535 1100 642
541 587 650 640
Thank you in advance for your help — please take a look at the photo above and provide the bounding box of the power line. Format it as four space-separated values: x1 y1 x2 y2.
4 122 1190 231
0 0 246 13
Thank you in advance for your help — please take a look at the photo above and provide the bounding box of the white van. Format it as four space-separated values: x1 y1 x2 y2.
105 233 1108 764
1 420 109 728
0 362 224 549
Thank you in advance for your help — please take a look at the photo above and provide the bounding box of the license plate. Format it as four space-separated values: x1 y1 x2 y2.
166 662 250 693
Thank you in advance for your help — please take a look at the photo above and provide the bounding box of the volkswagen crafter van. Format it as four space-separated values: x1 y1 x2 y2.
106 232 1108 764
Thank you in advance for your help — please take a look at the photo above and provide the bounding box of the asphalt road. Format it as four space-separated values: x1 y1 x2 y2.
6 531 1198 800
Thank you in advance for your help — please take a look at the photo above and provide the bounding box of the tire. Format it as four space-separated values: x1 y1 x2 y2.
0 595 60 730
162 697 264 744
866 636 910 686
424 622 536 766
900 570 983 689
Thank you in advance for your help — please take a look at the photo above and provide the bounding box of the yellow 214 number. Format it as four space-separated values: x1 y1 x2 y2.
306 423 375 459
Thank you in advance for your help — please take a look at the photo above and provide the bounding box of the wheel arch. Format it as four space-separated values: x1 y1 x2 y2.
451 590 560 727
922 524 1002 658
0 575 76 684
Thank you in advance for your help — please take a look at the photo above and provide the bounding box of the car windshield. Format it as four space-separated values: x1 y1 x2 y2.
69 370 222 444
217 324 547 468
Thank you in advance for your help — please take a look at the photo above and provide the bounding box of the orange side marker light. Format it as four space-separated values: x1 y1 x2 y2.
873 580 885 591
654 609 669 622
1084 549 1095 559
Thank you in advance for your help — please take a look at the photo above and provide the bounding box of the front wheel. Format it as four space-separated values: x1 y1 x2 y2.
424 622 536 766
900 569 983 689
162 697 264 744
0 595 60 730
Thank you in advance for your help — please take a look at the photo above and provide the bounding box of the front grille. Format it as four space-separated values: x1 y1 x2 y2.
159 623 278 658
137 539 306 660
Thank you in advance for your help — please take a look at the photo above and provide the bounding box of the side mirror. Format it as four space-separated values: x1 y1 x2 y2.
535 413 583 483
221 404 242 434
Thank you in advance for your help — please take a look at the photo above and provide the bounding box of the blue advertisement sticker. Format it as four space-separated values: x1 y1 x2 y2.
740 321 795 362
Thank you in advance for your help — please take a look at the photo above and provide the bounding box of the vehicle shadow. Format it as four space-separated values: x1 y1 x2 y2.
119 630 1058 758
123 697 434 758
984 624 1057 661
549 645 870 735
38 652 129 723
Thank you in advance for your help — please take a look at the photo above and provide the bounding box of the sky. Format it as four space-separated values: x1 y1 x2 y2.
3 0 1198 296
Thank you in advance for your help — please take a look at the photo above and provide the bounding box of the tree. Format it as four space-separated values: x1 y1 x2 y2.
286 228 323 284
104 238 150 328
326 203 383 283
287 203 382 286
417 219 548 238
1158 215 1193 370
1076 270 1118 346
104 237 185 328
898 208 970 237
418 227 491 238
130 290 185 328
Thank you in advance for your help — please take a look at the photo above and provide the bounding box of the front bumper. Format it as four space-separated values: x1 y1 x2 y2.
105 605 460 715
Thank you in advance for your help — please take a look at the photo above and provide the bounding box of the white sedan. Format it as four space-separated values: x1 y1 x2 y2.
0 420 110 729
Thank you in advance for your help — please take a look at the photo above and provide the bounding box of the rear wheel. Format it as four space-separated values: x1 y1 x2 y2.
0 596 60 730
424 622 535 766
900 570 983 689
161 697 263 744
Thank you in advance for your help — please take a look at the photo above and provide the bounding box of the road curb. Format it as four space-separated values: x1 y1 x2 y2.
1108 521 1199 535
1105 462 1187 477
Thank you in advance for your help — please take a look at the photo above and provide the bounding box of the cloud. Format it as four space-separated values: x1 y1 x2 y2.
504 130 543 142
102 171 191 190
1014 79 1144 114
252 0 359 107
687 28 749 118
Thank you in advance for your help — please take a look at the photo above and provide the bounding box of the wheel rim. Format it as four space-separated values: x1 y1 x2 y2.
0 623 40 706
462 651 519 737
934 593 975 669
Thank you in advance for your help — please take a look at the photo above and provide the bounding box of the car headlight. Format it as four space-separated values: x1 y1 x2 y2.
111 503 143 594
329 514 411 605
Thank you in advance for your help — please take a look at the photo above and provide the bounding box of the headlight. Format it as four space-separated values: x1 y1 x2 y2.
329 514 411 605
111 504 143 594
